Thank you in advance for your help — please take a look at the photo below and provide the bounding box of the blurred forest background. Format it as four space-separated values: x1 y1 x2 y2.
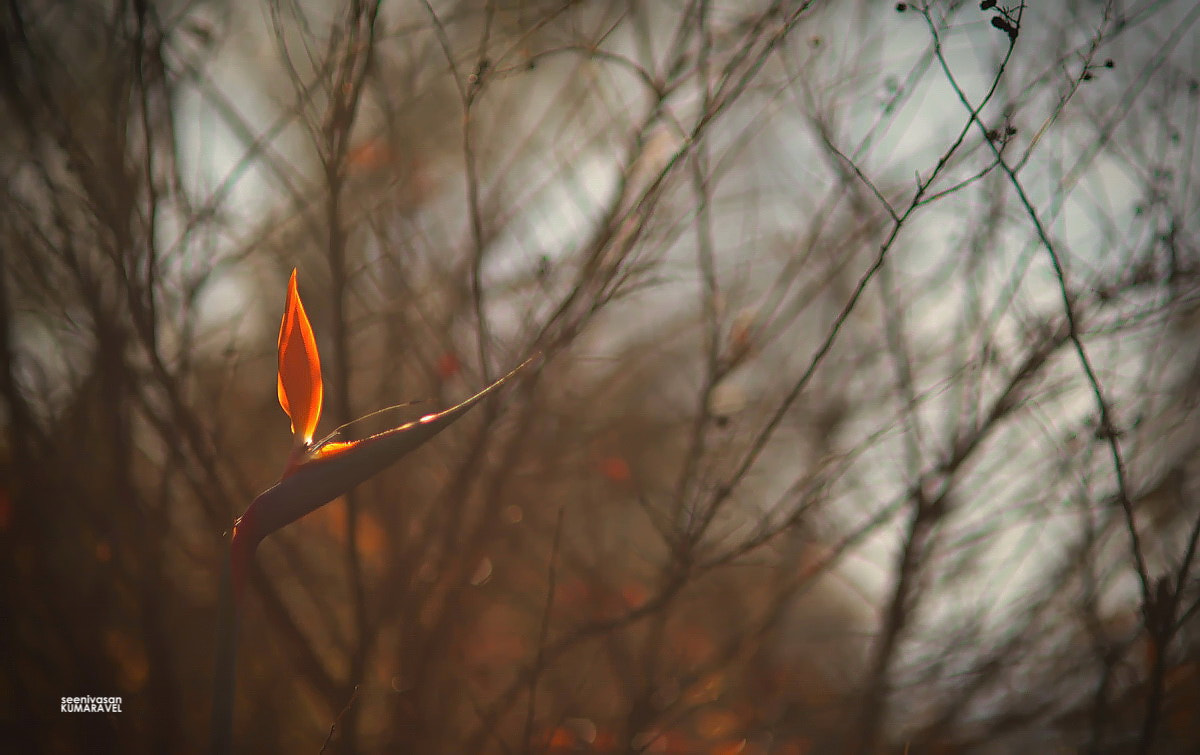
3 0 1200 752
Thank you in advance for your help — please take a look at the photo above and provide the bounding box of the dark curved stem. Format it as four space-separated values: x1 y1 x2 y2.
209 547 241 755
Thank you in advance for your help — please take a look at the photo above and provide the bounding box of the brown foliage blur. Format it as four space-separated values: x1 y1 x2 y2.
4 1 1200 753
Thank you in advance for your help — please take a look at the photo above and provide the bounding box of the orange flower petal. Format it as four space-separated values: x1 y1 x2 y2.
277 269 323 444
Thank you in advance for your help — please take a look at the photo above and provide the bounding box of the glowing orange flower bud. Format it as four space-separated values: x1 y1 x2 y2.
277 269 323 445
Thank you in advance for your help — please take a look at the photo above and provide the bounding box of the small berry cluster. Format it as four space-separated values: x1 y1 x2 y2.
981 1 1020 41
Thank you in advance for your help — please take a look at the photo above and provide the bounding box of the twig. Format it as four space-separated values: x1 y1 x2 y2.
319 684 361 754
521 507 565 752
926 1 1152 619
